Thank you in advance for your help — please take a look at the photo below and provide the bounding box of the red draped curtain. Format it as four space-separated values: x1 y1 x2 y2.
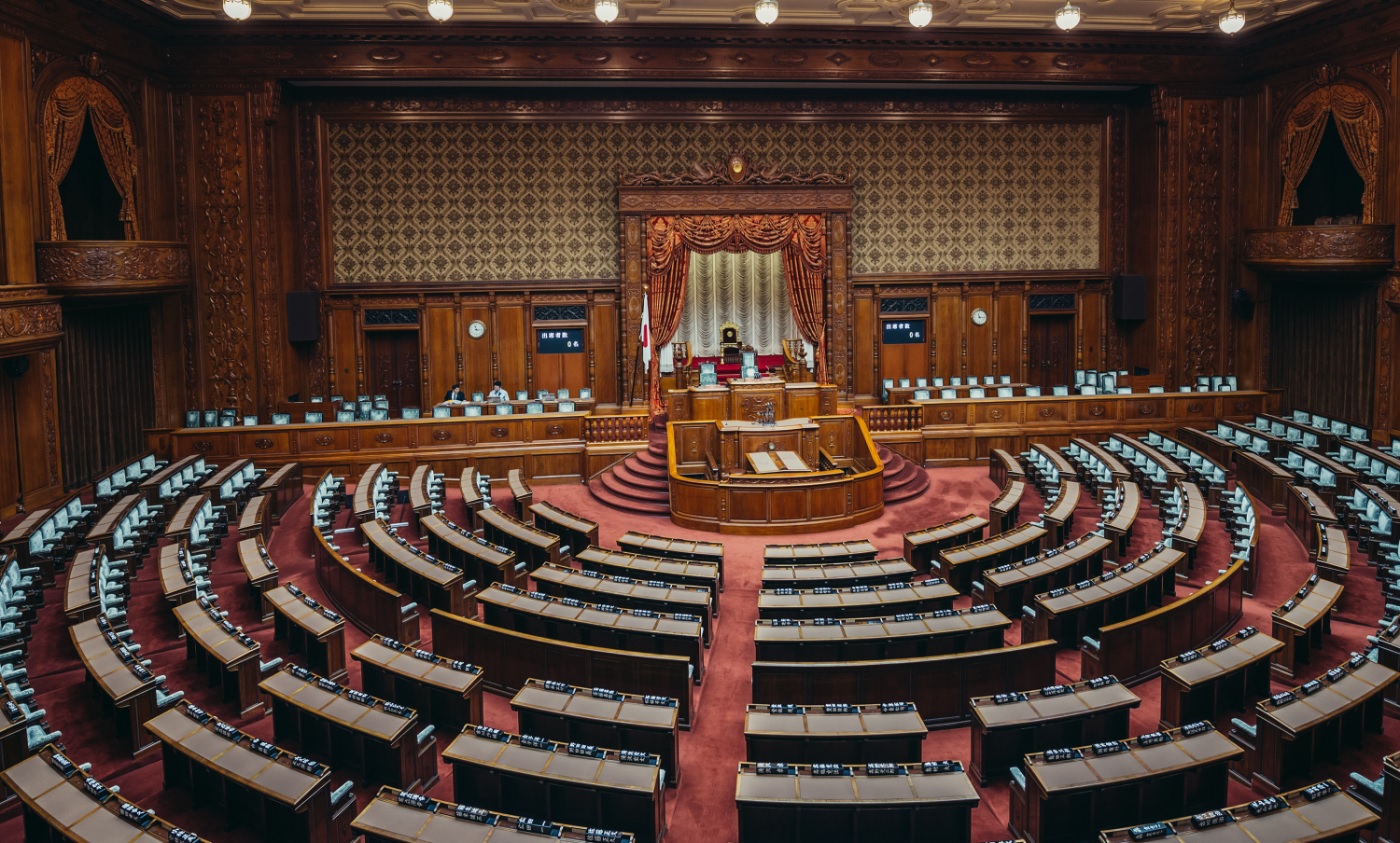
42 77 142 240
645 213 827 415
1276 84 1382 225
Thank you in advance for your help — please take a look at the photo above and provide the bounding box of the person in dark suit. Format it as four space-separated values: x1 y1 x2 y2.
443 383 466 402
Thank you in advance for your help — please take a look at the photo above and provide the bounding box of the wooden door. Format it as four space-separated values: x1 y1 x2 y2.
364 330 422 410
1027 314 1075 389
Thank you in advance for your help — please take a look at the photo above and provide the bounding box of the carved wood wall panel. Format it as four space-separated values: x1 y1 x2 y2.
34 241 189 295
190 93 255 411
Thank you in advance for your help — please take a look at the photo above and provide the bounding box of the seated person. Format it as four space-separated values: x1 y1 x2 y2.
443 382 466 402
487 380 510 403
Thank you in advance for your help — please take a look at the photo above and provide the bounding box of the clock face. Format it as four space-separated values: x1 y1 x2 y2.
468 320 486 339
971 308 988 326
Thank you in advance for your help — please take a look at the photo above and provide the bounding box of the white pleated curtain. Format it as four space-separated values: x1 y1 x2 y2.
673 250 799 358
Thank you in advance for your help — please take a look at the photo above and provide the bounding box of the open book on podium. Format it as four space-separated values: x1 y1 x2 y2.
746 450 811 474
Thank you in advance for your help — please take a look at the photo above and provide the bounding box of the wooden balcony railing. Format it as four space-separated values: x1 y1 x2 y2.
863 404 923 433
584 414 651 443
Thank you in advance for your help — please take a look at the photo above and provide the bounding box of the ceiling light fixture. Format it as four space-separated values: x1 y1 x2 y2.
1055 1 1081 30
222 0 252 20
427 0 454 21
755 0 779 25
1219 1 1246 34
908 1 933 28
595 0 619 23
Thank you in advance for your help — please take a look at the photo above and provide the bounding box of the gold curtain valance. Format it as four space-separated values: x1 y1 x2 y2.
1277 83 1382 226
42 76 141 240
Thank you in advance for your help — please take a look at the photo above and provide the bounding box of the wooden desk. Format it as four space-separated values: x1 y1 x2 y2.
1069 437 1131 485
991 479 1027 533
63 546 104 624
1 746 213 843
903 514 988 573
969 676 1140 785
164 492 212 546
752 640 1059 728
576 545 721 595
1375 753 1400 843
478 583 705 683
529 501 599 556
1101 481 1141 561
744 701 926 766
445 727 666 843
1284 444 1359 505
1252 656 1399 792
1014 723 1242 843
1315 525 1351 582
1163 481 1207 566
765 540 880 565
1289 484 1339 547
200 458 253 514
616 531 725 590
512 678 680 787
1082 555 1245 686
146 702 349 843
1099 779 1376 843
353 463 389 524
313 520 420 646
351 786 634 843
352 636 485 734
69 618 160 757
936 522 1047 593
1233 450 1294 514
754 605 1009 662
362 519 470 617
477 506 561 571
760 557 918 589
157 541 198 609
173 599 265 716
1271 575 1343 679
981 534 1111 617
262 664 434 792
1109 433 1188 498
1372 620 1400 718
432 608 695 729
458 466 486 526
138 454 205 503
667 379 837 422
758 579 958 620
991 448 1027 487
735 760 979 843
1029 443 1076 490
238 535 280 622
1158 626 1283 730
1030 545 1183 647
257 461 302 523
407 465 440 521
1177 426 1239 475
531 562 713 639
84 493 141 545
419 512 524 591
1042 480 1082 546
238 493 270 540
265 584 348 681
507 468 532 516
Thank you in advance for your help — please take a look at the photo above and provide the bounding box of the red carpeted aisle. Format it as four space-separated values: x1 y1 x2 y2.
1 464 1395 843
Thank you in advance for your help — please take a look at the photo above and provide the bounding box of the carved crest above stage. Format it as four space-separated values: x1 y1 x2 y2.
618 155 855 407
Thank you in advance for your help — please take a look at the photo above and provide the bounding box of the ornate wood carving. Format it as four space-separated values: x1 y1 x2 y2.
250 79 284 416
40 350 59 487
193 94 255 410
1242 225 1395 271
34 241 190 295
0 291 63 356
1179 97 1227 380
1378 274 1399 432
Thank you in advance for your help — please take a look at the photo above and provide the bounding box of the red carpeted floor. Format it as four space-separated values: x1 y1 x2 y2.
1 463 1395 843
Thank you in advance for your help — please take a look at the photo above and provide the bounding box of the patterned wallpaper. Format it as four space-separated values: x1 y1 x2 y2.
328 120 1101 284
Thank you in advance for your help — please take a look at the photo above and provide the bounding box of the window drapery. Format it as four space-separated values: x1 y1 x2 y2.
678 250 797 357
42 77 141 240
1276 84 1381 225
645 213 827 415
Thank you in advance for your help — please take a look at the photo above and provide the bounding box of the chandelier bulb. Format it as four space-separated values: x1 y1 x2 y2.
222 0 252 21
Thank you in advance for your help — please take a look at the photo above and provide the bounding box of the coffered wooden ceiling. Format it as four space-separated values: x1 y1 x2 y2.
140 0 1333 31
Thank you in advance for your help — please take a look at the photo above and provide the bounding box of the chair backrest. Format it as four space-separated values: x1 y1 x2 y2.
495 403 513 415
882 379 894 389
1053 385 1069 396
932 378 944 387
185 410 201 428
969 387 985 398
337 410 356 422
1148 385 1165 393
558 388 570 399
309 396 324 403
526 402 544 414
578 388 592 399
939 388 956 399
898 378 911 388
1079 385 1097 395
1024 386 1041 397
401 407 421 419
272 413 291 425
243 415 259 426
432 406 451 418
950 377 962 386
558 401 576 412
305 411 324 424
1000 375 1011 384
465 404 483 416
330 395 344 403
370 408 389 421
915 378 927 387
471 392 484 402
997 387 1013 397
983 376 995 385
515 391 528 401
913 389 930 400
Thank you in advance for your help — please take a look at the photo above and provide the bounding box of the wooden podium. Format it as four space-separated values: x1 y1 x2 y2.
666 378 837 423
668 414 884 534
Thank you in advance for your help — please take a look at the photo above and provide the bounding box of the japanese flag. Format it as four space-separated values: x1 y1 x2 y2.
640 294 651 369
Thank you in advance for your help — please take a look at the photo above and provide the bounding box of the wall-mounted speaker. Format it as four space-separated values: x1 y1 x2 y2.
1231 288 1255 321
2 356 29 379
286 291 321 344
1113 275 1148 322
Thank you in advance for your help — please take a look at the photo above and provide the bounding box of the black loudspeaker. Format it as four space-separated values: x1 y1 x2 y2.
286 291 321 343
1113 274 1148 321
1231 288 1255 321
2 356 29 378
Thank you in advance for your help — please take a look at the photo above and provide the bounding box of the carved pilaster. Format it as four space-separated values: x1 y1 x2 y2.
250 79 284 416
1178 97 1226 379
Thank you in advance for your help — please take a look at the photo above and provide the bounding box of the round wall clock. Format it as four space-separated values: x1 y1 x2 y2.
468 319 487 339
971 308 989 326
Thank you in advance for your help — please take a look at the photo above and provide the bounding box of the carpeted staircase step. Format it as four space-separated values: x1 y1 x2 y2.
877 446 931 504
